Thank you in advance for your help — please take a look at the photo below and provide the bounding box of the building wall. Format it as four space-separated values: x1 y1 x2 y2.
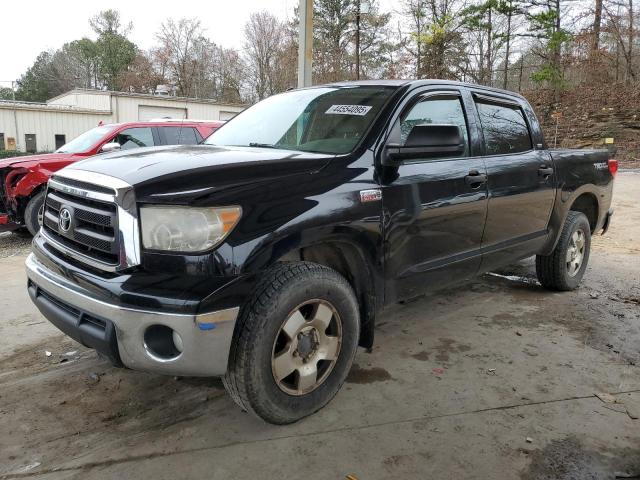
1 91 245 152
0 106 111 152
112 95 243 122
48 92 111 111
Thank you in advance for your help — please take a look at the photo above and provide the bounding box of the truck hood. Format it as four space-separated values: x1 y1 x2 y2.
0 153 77 169
62 145 334 203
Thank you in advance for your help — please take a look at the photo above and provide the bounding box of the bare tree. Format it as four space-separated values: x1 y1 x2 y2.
244 11 291 100
156 18 206 96
603 0 636 82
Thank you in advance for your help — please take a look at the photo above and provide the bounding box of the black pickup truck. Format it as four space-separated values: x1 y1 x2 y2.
26 80 616 424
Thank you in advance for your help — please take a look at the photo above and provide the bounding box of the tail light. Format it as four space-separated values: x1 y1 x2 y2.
608 159 619 177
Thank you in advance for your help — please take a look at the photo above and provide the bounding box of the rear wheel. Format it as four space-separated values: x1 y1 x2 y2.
223 262 359 424
24 192 45 237
536 211 591 291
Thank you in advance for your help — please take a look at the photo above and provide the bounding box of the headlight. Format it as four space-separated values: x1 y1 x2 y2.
140 206 241 252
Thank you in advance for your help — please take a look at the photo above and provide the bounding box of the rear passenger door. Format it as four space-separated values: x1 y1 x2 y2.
471 92 556 271
158 126 202 146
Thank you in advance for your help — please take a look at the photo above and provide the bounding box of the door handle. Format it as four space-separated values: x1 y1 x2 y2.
538 166 554 177
464 170 487 188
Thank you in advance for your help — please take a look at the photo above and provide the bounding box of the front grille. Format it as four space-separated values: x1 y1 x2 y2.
43 181 119 266
50 175 116 195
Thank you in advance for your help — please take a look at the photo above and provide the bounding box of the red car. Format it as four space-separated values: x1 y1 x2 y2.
0 120 223 235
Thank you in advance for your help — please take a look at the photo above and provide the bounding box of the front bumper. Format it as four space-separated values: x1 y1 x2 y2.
26 253 239 377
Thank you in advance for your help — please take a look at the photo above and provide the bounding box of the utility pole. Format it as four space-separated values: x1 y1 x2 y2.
355 1 361 80
298 0 313 88
355 1 370 80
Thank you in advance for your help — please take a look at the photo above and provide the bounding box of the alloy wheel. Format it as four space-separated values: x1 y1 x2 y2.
271 299 342 396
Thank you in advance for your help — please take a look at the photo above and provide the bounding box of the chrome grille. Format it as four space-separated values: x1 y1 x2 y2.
40 170 141 272
43 184 119 265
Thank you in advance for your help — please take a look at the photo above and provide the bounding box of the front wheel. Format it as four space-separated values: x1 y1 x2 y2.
223 262 360 424
24 192 45 237
536 211 591 291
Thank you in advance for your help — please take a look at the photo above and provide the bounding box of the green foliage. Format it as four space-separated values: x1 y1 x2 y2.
312 0 395 81
14 52 54 102
10 10 137 102
96 33 137 90
0 150 50 158
91 10 137 90
530 64 563 84
524 3 572 90
0 87 15 100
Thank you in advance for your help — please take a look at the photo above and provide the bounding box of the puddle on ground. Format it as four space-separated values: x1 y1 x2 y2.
521 436 640 480
433 338 472 363
347 364 392 384
411 350 431 361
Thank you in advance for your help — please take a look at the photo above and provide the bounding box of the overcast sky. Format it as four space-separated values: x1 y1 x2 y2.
0 0 397 87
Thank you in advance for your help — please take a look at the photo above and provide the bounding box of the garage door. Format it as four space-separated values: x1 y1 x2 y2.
138 105 187 121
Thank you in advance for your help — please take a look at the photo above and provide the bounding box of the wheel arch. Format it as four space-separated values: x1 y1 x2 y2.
16 183 47 222
568 192 599 233
240 227 384 350
280 241 378 349
540 185 603 255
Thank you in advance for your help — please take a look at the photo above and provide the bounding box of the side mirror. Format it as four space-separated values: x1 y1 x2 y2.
100 142 121 153
383 124 465 164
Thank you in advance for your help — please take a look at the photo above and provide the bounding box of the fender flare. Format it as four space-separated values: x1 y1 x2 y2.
541 184 602 256
237 225 384 349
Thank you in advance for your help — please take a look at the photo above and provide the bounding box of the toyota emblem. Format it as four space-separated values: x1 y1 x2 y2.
58 208 72 232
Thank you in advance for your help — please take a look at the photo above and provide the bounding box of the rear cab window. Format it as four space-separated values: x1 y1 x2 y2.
474 95 532 155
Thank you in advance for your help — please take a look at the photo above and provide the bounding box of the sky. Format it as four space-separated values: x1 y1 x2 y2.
0 0 296 86
0 0 396 88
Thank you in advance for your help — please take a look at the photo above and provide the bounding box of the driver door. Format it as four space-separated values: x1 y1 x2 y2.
381 89 489 302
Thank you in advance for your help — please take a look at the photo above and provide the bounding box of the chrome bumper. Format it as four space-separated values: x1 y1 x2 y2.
25 253 239 377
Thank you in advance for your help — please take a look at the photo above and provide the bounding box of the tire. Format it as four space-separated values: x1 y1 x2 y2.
536 211 591 291
24 192 45 237
223 261 360 424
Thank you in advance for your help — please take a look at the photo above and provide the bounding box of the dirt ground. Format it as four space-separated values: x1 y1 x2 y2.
0 172 638 480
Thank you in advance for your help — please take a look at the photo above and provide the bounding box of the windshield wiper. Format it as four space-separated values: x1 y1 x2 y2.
248 142 278 149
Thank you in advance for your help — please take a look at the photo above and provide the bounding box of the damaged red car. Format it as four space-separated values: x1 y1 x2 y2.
0 120 223 235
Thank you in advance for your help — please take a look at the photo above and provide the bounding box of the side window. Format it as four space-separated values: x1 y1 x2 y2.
162 126 199 145
115 128 154 150
401 95 469 157
475 101 532 155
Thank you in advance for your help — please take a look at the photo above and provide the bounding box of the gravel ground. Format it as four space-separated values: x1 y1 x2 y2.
0 231 32 259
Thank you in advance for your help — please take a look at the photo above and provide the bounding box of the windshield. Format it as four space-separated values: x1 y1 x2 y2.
55 125 114 153
205 86 395 154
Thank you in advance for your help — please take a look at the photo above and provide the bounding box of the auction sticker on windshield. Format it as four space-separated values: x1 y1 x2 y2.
325 105 373 116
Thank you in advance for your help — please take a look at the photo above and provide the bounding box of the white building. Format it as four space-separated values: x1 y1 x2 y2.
0 89 246 153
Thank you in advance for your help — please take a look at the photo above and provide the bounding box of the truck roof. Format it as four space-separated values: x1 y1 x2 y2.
99 119 225 129
324 79 526 100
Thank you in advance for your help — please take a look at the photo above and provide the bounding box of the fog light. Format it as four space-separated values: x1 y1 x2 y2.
172 330 184 353
144 325 182 360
